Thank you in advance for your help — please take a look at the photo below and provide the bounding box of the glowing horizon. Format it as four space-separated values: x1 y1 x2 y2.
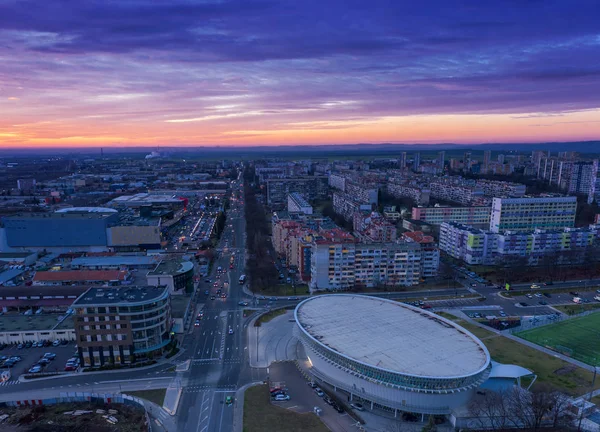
1 1 599 149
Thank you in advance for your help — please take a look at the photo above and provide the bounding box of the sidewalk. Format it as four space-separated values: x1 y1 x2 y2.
143 398 177 432
247 311 298 368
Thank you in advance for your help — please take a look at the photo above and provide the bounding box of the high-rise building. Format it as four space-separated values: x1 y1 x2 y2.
489 196 577 233
482 150 491 171
412 152 421 172
400 152 407 169
497 154 505 164
437 151 445 170
463 152 472 173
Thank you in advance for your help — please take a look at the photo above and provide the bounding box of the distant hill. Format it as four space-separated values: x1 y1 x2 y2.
1 140 599 157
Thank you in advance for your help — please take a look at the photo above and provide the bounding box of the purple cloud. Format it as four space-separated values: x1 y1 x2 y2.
0 0 599 141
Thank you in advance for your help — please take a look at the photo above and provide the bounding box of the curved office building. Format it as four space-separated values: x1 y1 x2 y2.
294 295 491 415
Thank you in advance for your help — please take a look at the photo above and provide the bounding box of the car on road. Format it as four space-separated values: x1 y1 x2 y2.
204 290 209 295
194 320 201 327
531 284 540 289
471 283 477 287
274 394 290 401
228 327 234 335
28 365 42 374
350 402 364 411
307 381 318 388
287 297 299 301
314 388 324 397
225 396 233 405
539 301 548 305
238 301 249 306
210 296 216 300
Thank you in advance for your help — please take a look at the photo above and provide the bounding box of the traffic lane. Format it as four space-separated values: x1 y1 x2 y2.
208 388 235 432
195 312 223 360
512 290 600 305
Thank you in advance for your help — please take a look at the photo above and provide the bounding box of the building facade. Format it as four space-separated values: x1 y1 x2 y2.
411 206 491 227
287 192 313 214
73 286 172 367
489 196 577 233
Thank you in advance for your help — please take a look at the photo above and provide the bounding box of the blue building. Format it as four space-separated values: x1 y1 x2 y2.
1 211 119 251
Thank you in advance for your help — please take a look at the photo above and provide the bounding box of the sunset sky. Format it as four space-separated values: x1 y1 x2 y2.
1 0 599 148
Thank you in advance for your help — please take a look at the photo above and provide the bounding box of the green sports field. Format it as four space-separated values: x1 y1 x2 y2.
517 313 600 366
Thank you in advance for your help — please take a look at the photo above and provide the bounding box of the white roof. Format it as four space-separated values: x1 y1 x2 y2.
296 295 489 378
55 207 117 213
489 361 533 379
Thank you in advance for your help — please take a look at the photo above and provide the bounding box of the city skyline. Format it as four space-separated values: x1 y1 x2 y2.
1 0 600 148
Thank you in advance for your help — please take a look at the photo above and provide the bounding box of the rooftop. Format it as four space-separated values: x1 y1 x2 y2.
296 295 490 378
73 286 169 306
71 255 160 268
33 270 128 282
55 207 118 214
147 260 194 276
0 314 74 332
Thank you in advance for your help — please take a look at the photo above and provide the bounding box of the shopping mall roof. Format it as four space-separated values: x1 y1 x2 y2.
33 270 128 282
147 260 193 276
296 295 490 379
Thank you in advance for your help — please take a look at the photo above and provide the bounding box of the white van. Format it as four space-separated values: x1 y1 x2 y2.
573 297 582 304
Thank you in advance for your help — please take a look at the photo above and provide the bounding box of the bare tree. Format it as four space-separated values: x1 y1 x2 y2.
468 388 513 430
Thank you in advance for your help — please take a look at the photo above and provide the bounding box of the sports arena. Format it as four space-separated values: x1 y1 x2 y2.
294 295 492 415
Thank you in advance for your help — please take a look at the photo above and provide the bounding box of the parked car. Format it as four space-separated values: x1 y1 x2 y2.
323 395 334 405
64 365 77 371
43 353 56 360
52 340 60 347
332 403 344 413
307 382 318 388
37 358 50 366
28 365 42 374
274 394 290 401
315 388 324 397
17 344 23 350
350 402 365 411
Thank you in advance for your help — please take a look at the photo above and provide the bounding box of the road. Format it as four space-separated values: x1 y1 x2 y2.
176 174 253 432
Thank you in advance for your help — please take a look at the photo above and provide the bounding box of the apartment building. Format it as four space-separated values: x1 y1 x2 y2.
429 180 486 206
72 286 172 367
439 223 498 265
411 206 491 227
489 196 577 233
403 231 440 278
287 192 313 214
387 181 431 206
265 176 328 206
333 191 372 222
345 181 379 205
476 179 526 198
328 173 347 191
310 239 423 292
441 222 600 265
353 212 397 242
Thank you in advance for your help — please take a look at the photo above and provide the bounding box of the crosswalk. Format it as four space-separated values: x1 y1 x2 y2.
183 385 236 393
0 380 20 387
191 358 241 365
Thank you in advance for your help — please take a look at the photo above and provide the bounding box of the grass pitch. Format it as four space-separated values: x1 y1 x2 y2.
517 313 600 366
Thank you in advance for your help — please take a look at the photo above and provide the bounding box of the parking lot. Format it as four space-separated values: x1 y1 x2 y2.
513 290 600 308
268 362 356 432
0 341 77 382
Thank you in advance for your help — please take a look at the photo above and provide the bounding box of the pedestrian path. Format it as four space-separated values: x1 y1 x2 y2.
0 380 20 387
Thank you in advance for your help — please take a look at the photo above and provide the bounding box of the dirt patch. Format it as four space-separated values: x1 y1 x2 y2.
554 365 577 376
0 402 146 432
